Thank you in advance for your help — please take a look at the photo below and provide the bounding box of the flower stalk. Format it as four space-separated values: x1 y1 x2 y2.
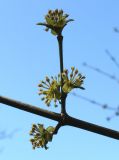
57 34 67 115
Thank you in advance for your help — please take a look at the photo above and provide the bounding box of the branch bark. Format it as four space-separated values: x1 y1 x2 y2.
0 95 119 140
0 96 61 122
65 115 119 140
57 34 67 115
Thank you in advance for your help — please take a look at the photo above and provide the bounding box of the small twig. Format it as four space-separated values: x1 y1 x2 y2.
71 92 119 120
83 62 119 84
105 49 119 69
53 122 62 134
71 92 116 111
114 27 119 33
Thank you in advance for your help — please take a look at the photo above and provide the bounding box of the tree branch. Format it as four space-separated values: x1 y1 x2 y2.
65 115 119 140
83 62 119 84
0 95 119 140
0 96 61 122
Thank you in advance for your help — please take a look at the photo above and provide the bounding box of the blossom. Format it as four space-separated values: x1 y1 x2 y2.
38 67 85 107
62 67 85 93
37 9 74 35
38 76 61 107
30 124 55 150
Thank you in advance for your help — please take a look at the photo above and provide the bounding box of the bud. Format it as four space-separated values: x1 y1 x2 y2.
59 9 63 15
48 10 52 14
64 69 68 75
38 84 43 87
30 138 35 143
71 67 75 71
32 124 37 128
75 69 78 75
46 76 50 82
64 14 69 18
41 97 45 101
55 9 58 14
45 28 49 32
70 73 73 78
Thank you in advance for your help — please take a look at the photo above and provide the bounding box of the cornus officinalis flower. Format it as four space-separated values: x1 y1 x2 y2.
38 67 85 107
30 124 55 150
37 9 74 35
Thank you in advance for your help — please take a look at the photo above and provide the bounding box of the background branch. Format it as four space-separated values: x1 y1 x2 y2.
71 92 119 120
83 62 119 84
105 49 119 69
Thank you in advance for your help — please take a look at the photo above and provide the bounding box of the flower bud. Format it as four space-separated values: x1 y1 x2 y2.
75 69 78 75
55 9 58 14
71 67 75 71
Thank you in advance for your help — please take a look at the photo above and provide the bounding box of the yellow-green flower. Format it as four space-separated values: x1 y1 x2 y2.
37 9 74 35
62 67 85 93
30 124 55 150
38 67 85 107
38 76 61 107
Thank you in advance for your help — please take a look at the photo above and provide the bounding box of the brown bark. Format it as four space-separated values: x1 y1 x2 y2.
0 95 119 140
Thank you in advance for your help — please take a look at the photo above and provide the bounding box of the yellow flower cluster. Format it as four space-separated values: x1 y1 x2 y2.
62 67 85 93
37 9 74 35
38 76 61 107
38 67 85 107
30 124 55 150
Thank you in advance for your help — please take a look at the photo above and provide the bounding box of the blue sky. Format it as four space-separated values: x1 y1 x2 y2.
0 0 119 159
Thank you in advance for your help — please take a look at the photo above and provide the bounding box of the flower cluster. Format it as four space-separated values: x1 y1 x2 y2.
62 67 85 93
37 9 74 35
38 76 61 107
38 67 85 107
30 124 55 150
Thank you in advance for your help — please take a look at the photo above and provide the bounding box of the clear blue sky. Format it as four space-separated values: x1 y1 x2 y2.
0 0 119 159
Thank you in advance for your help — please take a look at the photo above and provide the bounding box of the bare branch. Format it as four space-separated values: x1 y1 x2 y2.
0 95 119 140
114 27 119 33
71 92 116 111
83 62 119 84
71 92 119 120
0 96 61 122
105 49 119 69
65 115 119 140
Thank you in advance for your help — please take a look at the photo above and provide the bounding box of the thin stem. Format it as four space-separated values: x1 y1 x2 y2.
53 122 62 134
57 34 67 115
57 35 64 74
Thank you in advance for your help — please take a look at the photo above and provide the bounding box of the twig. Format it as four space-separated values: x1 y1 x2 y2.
71 92 116 111
71 92 119 120
105 49 119 69
114 27 119 33
53 122 62 134
83 62 119 84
